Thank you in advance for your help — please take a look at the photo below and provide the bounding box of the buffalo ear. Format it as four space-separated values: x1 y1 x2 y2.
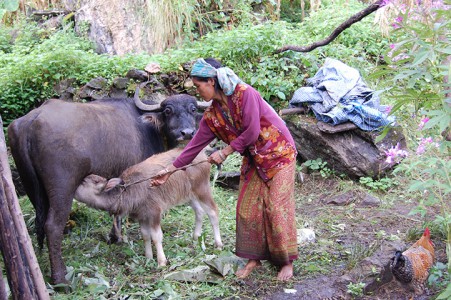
141 113 163 130
104 178 123 192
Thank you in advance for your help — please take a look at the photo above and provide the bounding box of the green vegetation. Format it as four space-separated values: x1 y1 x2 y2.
303 158 334 178
0 0 387 124
372 5 451 296
347 281 366 297
359 176 398 192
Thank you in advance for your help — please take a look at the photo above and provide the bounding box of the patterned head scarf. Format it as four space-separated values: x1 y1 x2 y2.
190 58 244 96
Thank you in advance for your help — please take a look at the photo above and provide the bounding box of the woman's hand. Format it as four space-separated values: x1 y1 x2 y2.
208 146 234 165
208 150 224 165
149 165 175 186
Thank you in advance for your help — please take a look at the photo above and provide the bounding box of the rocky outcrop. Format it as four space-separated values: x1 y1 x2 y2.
283 114 406 179
54 62 194 103
74 0 157 55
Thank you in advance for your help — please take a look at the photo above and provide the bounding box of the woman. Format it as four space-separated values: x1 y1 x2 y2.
152 58 298 281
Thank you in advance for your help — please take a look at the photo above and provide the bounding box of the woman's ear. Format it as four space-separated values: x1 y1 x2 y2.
208 77 215 86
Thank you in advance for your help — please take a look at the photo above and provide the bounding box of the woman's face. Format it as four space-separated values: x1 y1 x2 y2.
192 77 216 101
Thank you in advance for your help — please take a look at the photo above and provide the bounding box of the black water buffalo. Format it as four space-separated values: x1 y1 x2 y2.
7 90 209 284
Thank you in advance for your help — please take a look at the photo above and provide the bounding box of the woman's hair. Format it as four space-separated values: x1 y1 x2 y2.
191 58 223 92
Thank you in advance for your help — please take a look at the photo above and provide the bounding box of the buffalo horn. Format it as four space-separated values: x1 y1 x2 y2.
134 81 161 111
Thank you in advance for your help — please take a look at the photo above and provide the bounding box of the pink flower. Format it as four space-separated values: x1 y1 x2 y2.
391 16 404 29
418 117 430 130
385 105 393 114
424 137 433 143
385 143 408 165
416 137 439 155
389 44 396 49
416 144 426 155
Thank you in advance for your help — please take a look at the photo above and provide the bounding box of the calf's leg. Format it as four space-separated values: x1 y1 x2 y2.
193 193 223 249
139 221 153 259
150 224 166 267
140 212 166 267
189 200 206 241
108 215 123 244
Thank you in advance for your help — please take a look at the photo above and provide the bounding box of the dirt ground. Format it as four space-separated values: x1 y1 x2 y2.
233 174 448 300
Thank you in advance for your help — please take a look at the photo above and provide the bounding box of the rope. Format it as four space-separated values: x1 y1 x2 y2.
119 159 212 189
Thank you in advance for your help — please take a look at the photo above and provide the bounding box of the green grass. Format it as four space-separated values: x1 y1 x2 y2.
20 183 242 299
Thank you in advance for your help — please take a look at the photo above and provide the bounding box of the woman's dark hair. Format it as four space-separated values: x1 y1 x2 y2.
191 57 223 92
204 58 222 68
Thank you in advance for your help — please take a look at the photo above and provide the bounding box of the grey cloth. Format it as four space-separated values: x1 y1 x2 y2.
290 58 394 131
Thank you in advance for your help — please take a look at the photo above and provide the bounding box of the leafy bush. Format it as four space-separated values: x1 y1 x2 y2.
0 21 157 124
372 3 451 296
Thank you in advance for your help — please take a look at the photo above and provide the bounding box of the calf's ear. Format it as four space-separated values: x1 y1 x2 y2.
105 178 124 192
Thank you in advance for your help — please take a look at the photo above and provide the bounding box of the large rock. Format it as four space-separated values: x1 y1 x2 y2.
283 114 406 179
68 0 198 55
73 0 157 55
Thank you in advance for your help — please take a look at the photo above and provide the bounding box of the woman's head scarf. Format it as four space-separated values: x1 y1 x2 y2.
190 58 244 96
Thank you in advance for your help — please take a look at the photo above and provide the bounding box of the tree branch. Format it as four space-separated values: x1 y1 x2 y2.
275 0 386 54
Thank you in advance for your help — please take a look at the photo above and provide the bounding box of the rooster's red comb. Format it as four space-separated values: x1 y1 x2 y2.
424 227 430 237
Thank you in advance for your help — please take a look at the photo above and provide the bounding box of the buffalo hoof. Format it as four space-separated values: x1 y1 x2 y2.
52 283 72 293
50 276 71 293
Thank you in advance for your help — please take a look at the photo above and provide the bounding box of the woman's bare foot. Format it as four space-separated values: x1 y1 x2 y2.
235 259 262 278
277 262 293 281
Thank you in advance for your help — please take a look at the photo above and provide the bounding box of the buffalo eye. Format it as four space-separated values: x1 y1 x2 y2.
191 105 197 112
164 107 172 116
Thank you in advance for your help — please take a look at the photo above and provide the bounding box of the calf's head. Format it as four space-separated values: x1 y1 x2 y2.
75 174 123 202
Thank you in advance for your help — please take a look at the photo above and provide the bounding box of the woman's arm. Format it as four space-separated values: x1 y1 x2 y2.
150 118 215 186
173 118 216 168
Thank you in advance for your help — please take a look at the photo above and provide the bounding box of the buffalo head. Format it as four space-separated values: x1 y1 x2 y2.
134 83 211 148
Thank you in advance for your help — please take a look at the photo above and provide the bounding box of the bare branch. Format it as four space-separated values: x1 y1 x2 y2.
275 0 386 54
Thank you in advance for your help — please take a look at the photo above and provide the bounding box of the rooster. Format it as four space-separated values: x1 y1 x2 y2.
390 228 435 295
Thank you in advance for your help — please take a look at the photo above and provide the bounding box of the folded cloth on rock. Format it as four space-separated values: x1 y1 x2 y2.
289 58 395 131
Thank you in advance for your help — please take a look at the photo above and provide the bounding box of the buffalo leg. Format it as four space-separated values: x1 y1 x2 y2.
44 198 73 284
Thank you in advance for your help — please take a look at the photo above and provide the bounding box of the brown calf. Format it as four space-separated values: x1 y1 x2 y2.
74 148 222 266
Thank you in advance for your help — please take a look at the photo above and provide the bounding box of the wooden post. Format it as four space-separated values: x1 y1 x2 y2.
0 264 8 299
0 115 50 300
